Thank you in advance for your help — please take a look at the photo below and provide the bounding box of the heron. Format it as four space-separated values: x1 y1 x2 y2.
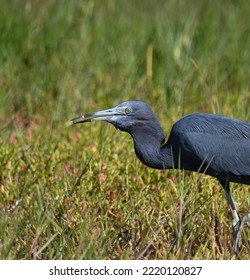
69 100 250 252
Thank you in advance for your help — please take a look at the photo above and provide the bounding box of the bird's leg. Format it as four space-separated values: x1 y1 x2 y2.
231 209 242 253
228 204 242 253
232 208 240 228
241 213 250 227
223 182 241 228
231 212 250 253
219 179 242 252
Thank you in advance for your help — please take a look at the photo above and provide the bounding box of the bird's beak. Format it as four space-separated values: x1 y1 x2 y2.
68 106 125 125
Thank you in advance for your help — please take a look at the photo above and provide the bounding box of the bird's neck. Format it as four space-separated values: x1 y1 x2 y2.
130 124 173 170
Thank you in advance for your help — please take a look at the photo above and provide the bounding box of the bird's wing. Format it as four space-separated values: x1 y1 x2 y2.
170 113 250 179
181 132 250 177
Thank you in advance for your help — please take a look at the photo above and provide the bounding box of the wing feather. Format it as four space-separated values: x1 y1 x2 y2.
168 113 250 181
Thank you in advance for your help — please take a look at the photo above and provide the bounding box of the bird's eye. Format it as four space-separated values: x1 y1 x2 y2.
125 107 132 114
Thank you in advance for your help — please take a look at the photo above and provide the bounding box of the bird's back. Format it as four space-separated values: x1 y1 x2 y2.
165 113 250 184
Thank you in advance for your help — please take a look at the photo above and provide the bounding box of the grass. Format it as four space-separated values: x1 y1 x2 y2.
0 0 250 259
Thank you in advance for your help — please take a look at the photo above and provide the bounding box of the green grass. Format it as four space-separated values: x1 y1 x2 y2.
0 0 250 259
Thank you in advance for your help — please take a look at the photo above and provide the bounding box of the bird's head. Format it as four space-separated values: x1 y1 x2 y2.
69 100 166 168
69 100 162 134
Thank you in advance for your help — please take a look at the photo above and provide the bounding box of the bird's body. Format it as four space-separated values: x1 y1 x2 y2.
173 114 250 185
143 112 250 185
70 100 250 252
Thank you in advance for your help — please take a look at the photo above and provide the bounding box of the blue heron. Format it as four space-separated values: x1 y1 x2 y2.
70 100 250 252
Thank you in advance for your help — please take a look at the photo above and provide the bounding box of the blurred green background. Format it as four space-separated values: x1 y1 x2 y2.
0 0 250 259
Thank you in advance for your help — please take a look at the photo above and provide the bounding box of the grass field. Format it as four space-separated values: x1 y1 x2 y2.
0 0 250 259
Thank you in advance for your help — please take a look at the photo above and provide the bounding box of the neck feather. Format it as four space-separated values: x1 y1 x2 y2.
130 124 173 169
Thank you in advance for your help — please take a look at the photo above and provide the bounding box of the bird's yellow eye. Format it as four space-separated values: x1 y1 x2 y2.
125 107 132 114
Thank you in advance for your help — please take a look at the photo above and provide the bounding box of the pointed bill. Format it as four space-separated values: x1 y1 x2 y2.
68 106 126 125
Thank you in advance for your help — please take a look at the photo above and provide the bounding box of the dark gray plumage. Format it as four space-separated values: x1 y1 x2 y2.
70 100 250 252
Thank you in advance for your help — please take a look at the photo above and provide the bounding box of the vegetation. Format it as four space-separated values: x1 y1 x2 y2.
0 0 250 259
